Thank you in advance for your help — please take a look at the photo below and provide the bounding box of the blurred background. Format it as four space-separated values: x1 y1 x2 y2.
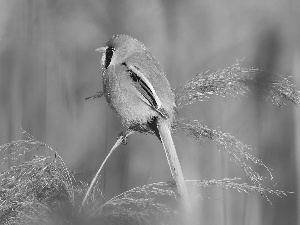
0 0 299 224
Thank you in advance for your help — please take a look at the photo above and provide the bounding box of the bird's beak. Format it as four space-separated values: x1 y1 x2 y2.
95 47 107 53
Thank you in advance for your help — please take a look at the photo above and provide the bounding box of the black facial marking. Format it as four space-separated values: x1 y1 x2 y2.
105 47 115 68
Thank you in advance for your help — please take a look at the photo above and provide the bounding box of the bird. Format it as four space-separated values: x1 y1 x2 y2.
96 34 189 209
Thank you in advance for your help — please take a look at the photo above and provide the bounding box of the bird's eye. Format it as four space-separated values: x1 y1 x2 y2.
105 47 115 68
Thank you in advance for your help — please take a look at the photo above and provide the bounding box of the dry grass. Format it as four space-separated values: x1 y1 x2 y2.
175 61 300 108
1 62 299 224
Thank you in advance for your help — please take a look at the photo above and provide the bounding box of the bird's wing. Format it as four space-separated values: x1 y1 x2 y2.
125 63 169 119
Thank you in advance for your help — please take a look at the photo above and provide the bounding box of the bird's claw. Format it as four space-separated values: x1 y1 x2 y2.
118 129 134 145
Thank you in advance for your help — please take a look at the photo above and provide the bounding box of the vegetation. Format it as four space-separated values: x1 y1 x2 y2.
1 62 299 224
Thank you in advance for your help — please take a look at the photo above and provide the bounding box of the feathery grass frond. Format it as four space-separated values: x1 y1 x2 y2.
0 130 76 225
187 178 288 203
174 61 300 108
0 155 75 224
262 75 300 107
153 178 287 204
172 118 283 203
96 182 177 225
175 61 249 108
0 132 178 225
0 128 54 164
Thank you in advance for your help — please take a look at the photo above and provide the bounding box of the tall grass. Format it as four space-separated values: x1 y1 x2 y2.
1 62 299 224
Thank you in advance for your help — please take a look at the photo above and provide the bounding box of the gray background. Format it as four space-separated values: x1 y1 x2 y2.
0 1 299 224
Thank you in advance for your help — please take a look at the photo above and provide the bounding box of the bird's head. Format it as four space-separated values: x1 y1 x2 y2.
96 35 146 70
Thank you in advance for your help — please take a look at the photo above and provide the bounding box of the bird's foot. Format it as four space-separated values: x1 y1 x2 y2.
85 91 104 100
118 129 135 145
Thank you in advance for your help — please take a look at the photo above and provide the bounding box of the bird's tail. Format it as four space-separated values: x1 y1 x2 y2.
157 120 190 210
